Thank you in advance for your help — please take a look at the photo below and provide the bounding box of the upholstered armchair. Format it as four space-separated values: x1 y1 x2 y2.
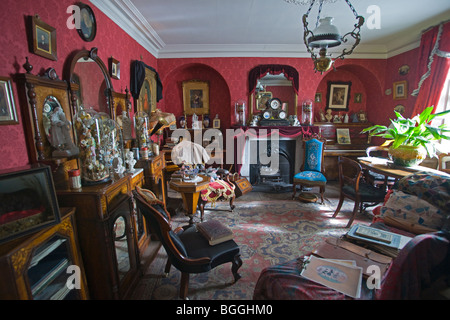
292 136 326 203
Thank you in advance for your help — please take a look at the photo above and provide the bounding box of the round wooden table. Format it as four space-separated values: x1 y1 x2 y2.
169 175 211 224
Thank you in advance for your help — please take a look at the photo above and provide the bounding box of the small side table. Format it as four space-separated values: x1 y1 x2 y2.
169 175 210 224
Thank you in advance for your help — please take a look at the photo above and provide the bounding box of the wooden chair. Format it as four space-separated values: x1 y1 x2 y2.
133 190 242 299
438 152 450 174
365 146 396 189
332 156 387 228
292 136 326 203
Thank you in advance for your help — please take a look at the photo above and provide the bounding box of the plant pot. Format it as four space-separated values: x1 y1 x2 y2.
388 145 427 167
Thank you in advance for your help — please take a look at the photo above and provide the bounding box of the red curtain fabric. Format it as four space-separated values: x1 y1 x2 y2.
248 64 299 94
411 21 450 116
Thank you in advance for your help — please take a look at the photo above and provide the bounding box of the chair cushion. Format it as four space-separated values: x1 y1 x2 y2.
177 225 240 273
200 179 235 203
294 171 327 184
342 182 386 201
136 186 164 205
304 139 323 172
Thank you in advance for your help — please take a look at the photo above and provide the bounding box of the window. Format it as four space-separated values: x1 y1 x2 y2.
433 70 450 153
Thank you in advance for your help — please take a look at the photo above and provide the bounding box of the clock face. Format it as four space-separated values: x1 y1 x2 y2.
263 111 271 119
278 111 287 120
269 98 282 110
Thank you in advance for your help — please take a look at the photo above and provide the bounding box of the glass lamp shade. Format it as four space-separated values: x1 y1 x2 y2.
308 17 342 48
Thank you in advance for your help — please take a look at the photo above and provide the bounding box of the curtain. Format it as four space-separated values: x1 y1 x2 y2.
248 64 299 94
411 21 450 116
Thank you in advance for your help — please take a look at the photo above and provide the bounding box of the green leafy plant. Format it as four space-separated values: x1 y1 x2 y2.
362 106 450 158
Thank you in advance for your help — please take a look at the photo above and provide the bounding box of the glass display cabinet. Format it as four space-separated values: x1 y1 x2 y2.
0 208 89 300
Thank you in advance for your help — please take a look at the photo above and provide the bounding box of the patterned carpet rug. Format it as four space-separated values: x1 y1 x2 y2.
130 196 373 300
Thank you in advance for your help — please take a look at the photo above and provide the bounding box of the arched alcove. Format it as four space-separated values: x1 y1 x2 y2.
314 64 383 123
161 63 231 129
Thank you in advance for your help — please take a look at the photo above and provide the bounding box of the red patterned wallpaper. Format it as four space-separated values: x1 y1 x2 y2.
0 0 157 171
0 0 431 172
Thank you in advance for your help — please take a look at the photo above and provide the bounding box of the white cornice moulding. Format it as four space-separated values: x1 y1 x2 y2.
92 0 418 60
157 44 389 60
90 0 164 58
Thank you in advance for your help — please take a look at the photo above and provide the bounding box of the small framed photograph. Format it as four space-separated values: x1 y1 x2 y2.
315 92 322 103
393 81 408 100
0 165 61 244
327 81 351 110
336 128 351 144
357 110 368 123
213 117 221 129
109 57 120 80
182 80 210 115
0 76 19 125
31 15 57 61
354 93 362 103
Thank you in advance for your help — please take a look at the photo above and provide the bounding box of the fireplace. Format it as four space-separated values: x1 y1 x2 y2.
240 133 304 187
249 139 296 185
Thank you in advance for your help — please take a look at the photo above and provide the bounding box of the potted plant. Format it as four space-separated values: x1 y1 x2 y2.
361 106 450 166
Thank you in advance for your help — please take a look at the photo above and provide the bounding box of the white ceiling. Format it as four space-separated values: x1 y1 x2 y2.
91 0 450 59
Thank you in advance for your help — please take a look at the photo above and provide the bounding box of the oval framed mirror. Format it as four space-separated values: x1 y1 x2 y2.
66 47 114 119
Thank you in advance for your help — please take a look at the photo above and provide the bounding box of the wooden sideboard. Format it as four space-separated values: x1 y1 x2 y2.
315 122 373 180
56 175 140 299
135 153 167 204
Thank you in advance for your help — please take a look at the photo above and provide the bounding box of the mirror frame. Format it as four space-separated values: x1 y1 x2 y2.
248 65 299 121
67 47 115 120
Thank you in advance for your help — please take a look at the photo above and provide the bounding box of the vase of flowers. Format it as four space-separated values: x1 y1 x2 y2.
362 106 450 167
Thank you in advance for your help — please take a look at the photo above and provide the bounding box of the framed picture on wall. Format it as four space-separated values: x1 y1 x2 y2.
31 15 57 61
109 57 120 80
393 81 407 100
315 92 322 103
76 2 97 42
326 81 351 110
182 80 210 115
0 76 19 125
136 67 157 115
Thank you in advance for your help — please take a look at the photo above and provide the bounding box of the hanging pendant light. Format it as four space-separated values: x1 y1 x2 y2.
300 0 364 74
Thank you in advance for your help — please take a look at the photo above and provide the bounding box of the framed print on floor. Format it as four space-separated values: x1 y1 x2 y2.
182 80 210 115
327 81 351 111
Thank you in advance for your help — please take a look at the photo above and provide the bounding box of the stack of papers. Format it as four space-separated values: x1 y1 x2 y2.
300 255 363 298
346 224 412 257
